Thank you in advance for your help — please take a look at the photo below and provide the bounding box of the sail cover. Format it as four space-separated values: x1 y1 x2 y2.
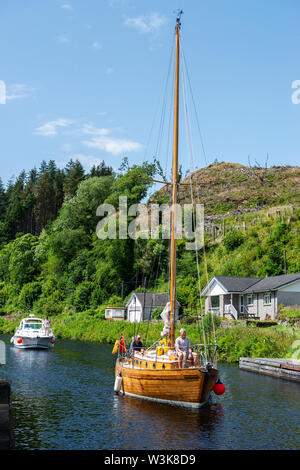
160 302 172 337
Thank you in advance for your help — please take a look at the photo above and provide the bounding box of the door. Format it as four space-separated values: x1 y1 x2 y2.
128 307 142 323
239 295 244 314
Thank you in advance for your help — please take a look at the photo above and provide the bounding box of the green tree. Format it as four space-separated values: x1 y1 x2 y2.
258 244 283 277
63 159 85 199
8 233 40 288
73 281 94 311
88 161 114 178
105 161 156 208
0 178 7 221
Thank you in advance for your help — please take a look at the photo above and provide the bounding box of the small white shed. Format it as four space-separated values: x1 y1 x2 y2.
125 292 180 323
105 307 125 321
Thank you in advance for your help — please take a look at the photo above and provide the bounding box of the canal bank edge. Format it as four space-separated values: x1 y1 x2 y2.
0 315 299 363
0 380 14 449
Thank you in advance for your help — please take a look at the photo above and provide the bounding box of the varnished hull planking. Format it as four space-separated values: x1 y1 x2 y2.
116 358 218 407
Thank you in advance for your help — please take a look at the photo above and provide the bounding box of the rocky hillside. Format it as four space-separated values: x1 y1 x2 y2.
151 162 300 216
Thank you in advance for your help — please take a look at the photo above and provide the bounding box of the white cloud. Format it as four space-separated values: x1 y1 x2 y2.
83 136 142 155
70 153 103 169
92 41 102 50
57 33 70 44
61 143 72 152
81 125 143 156
124 12 166 34
34 118 74 137
109 0 127 7
61 4 73 10
0 80 5 104
33 119 142 156
6 83 36 101
81 124 110 136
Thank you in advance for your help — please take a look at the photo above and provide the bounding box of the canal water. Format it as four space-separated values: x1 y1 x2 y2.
0 335 299 450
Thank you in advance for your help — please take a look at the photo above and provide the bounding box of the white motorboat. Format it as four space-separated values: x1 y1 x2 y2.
11 314 55 349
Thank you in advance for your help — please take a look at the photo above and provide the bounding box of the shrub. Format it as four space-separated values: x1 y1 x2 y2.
151 307 164 320
106 295 123 307
279 306 300 319
216 325 293 362
182 315 198 325
224 229 245 252
203 313 221 332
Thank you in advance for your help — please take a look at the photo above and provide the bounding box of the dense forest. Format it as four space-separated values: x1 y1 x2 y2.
0 157 171 316
0 159 299 320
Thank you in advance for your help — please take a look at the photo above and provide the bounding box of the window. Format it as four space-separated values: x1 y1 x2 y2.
263 293 271 305
211 296 219 309
25 323 42 330
247 294 253 306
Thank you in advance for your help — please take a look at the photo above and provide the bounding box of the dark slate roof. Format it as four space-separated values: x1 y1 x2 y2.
243 273 300 293
214 276 262 293
129 292 180 308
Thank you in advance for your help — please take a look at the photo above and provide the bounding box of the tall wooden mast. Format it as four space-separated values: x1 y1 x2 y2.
169 13 182 349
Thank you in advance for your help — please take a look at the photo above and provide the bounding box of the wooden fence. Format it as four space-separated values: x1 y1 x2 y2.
204 204 300 240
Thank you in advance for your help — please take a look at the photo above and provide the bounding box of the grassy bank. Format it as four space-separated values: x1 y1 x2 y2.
1 313 299 362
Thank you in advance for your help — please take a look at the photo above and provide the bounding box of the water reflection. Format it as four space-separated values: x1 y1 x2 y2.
10 347 51 368
0 335 299 450
109 394 225 450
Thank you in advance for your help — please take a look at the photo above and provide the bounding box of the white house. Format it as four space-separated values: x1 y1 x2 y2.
201 273 300 320
125 292 180 323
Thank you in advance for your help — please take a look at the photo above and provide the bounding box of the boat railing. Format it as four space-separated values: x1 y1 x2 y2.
121 340 218 369
192 343 218 368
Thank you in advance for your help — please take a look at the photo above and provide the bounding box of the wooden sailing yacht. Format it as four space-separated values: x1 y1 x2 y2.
115 13 220 408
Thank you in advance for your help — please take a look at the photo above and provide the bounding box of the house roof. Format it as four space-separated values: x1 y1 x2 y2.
202 273 300 295
214 275 262 293
127 292 180 308
243 273 300 293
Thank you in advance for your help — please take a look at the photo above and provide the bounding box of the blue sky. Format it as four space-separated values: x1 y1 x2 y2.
0 0 300 189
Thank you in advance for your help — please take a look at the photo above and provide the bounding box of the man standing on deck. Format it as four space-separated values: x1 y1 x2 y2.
175 328 198 368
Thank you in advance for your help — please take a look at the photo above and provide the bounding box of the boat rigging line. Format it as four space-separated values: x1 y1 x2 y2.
179 32 217 359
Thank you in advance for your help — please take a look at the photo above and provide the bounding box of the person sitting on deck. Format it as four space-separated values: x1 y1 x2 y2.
129 335 144 355
175 328 198 368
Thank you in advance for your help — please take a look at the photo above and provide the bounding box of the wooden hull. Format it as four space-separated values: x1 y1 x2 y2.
115 358 218 408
